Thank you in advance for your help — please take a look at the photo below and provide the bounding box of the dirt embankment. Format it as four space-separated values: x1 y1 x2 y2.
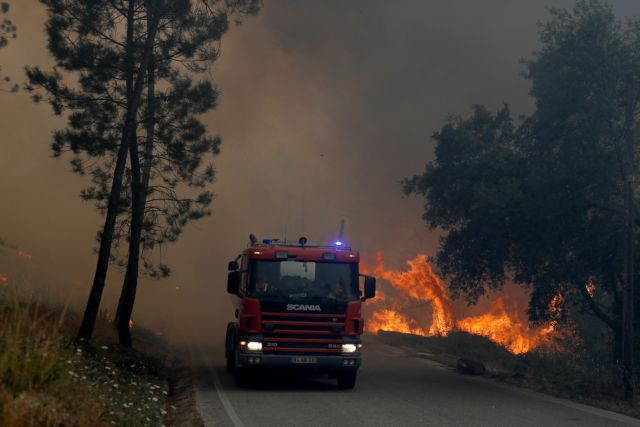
0 292 201 426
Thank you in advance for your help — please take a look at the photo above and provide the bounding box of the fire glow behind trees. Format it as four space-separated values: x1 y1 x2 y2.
364 252 567 355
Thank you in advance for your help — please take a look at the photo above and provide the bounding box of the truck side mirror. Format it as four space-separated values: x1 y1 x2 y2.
363 275 376 300
228 260 239 271
227 271 241 295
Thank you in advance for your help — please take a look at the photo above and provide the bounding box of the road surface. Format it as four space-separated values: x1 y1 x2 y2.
191 337 640 427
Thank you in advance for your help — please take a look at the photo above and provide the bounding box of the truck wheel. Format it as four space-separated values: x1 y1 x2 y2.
337 371 357 389
225 323 237 373
225 350 236 373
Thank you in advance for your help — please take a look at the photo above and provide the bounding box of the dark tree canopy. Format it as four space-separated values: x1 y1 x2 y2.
0 2 16 48
27 0 259 344
27 0 257 277
404 0 640 333
0 1 17 92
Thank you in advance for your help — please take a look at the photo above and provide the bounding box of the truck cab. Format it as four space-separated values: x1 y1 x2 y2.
225 237 376 389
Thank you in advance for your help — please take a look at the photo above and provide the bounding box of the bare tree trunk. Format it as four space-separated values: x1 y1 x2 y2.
623 178 634 398
117 0 161 348
622 72 636 399
77 0 137 342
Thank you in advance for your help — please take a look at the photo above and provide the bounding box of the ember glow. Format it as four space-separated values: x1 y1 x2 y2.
105 312 134 329
586 281 596 298
368 309 429 336
0 273 7 283
456 298 555 354
17 250 34 261
365 252 562 354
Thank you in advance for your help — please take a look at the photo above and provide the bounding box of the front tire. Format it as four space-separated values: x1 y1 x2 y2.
337 371 357 389
225 323 237 373
226 350 236 373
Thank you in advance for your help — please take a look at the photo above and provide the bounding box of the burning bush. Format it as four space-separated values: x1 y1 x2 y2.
364 252 575 355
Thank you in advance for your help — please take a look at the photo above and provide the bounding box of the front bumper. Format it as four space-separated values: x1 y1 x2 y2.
238 352 361 372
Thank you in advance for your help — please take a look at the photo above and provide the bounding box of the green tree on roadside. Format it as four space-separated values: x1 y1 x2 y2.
0 1 17 92
27 0 257 346
404 0 640 397
28 0 164 344
113 0 257 347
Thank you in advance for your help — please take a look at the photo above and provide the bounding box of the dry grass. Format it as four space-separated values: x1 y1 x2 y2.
0 288 171 426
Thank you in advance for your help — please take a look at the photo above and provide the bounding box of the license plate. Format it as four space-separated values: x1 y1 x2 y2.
291 356 318 364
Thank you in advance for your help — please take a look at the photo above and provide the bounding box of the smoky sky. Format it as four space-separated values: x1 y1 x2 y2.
2 0 640 344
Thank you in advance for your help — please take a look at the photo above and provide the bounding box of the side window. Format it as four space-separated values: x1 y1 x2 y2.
239 254 248 295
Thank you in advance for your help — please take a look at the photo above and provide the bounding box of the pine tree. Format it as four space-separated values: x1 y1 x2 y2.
0 1 17 92
115 0 258 347
27 0 257 344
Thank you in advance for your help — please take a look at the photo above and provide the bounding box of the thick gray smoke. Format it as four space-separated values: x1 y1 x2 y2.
1 0 639 344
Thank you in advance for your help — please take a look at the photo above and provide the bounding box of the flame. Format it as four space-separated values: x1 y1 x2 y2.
368 309 429 336
456 298 555 354
364 252 453 335
0 273 7 283
17 250 33 261
104 312 134 330
586 281 596 298
365 252 563 354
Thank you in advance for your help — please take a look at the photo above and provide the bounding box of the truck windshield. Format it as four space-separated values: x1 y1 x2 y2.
248 260 358 302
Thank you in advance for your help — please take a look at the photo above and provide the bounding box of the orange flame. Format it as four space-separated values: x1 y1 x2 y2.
586 281 596 298
364 252 453 336
104 312 134 330
0 273 7 283
368 309 429 336
456 298 555 354
17 250 33 261
365 252 562 354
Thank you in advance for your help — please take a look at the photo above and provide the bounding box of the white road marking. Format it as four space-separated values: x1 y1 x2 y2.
207 357 245 427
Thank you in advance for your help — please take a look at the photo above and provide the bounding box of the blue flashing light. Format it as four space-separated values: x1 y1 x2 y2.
335 241 343 246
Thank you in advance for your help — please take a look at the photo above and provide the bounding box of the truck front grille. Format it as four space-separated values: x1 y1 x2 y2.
260 311 345 354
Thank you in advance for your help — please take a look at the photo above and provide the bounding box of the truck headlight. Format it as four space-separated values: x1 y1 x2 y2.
246 341 262 351
342 343 357 353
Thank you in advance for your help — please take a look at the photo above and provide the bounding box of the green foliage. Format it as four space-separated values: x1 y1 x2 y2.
0 296 168 426
0 1 17 93
27 0 257 277
0 303 69 397
404 105 525 303
0 2 15 49
405 0 640 331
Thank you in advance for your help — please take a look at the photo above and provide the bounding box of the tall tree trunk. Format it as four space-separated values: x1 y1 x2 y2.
117 0 161 348
77 0 137 342
623 178 634 398
621 72 636 399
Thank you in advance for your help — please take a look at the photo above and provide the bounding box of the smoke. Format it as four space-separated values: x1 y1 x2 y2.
1 0 640 345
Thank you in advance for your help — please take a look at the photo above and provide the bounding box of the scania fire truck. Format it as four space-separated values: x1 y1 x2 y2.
225 236 376 389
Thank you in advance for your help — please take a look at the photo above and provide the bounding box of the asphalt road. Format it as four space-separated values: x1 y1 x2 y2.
191 337 640 427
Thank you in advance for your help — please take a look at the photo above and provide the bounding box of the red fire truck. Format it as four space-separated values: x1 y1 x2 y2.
225 236 376 389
